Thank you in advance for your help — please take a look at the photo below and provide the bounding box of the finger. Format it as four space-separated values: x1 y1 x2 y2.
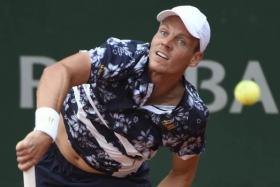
16 146 29 156
16 144 35 157
18 159 35 171
16 140 26 152
17 154 33 164
16 146 28 157
16 138 34 149
16 131 37 151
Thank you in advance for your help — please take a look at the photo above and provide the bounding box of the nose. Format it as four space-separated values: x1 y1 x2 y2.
161 37 172 50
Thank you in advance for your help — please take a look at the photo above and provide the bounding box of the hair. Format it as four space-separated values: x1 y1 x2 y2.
194 43 200 53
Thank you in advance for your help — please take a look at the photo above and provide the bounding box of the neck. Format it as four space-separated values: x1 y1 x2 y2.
147 71 184 105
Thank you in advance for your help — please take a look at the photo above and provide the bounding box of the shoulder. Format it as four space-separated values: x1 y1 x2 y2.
184 79 209 116
88 37 149 65
106 37 149 48
185 80 204 103
104 37 149 55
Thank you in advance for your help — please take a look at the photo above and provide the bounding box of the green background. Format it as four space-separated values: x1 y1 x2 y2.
1 0 279 186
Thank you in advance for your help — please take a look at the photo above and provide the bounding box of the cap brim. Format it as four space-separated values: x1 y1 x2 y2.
157 10 178 21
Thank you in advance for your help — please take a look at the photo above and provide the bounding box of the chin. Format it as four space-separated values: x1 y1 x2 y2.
149 62 167 74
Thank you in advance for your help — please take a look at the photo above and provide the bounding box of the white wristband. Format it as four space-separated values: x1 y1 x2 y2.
34 107 60 141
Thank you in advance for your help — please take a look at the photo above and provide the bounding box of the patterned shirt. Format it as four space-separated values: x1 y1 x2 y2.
62 37 209 177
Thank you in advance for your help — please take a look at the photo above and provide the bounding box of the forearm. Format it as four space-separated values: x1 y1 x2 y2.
157 170 195 187
17 52 91 170
36 63 71 111
158 155 199 187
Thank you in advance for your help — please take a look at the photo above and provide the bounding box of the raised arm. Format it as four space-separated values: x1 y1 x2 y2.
157 154 199 187
16 52 92 171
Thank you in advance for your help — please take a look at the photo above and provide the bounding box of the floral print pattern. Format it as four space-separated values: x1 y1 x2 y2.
61 37 209 175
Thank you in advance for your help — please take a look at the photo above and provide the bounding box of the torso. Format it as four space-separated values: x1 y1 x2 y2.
56 82 184 175
55 115 104 175
59 37 208 176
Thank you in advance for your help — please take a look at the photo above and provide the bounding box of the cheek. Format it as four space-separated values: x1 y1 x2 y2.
171 52 193 68
150 37 158 48
149 37 159 56
173 50 191 62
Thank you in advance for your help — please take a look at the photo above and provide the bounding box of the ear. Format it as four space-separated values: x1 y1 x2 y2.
189 52 203 67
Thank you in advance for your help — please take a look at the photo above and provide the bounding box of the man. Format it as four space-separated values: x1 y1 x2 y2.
16 5 210 187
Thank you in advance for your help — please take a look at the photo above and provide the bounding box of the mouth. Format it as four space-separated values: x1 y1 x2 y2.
155 51 169 60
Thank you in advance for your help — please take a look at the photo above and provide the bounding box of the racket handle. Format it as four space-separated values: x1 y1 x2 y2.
23 166 36 187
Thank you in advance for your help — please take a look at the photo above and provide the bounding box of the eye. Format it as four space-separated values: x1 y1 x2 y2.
177 39 186 47
159 30 168 37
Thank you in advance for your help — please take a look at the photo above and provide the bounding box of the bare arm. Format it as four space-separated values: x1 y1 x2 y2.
37 52 91 110
157 155 199 187
16 52 92 171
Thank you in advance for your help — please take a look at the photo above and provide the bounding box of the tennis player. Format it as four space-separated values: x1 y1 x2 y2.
16 5 211 187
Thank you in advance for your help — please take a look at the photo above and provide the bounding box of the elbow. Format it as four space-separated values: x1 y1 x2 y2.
42 62 66 74
39 63 72 91
41 63 71 82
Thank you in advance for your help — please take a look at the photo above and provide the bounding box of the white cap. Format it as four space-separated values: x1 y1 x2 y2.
157 5 211 52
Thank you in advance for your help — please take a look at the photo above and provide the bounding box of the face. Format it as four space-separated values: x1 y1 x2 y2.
149 16 202 75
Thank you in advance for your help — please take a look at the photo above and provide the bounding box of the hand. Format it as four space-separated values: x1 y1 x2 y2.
16 131 53 171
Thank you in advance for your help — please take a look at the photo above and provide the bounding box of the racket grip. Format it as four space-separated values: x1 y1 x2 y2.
23 166 36 187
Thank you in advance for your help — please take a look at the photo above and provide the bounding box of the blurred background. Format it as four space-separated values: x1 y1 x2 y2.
1 0 279 186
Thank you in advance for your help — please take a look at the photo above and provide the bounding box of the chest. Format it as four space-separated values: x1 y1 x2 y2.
104 106 194 144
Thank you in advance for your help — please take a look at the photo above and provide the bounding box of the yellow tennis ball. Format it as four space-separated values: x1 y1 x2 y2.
234 80 261 105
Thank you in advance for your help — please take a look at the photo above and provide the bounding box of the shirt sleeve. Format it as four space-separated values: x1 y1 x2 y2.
175 121 207 160
164 104 209 160
176 129 206 160
87 37 149 84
